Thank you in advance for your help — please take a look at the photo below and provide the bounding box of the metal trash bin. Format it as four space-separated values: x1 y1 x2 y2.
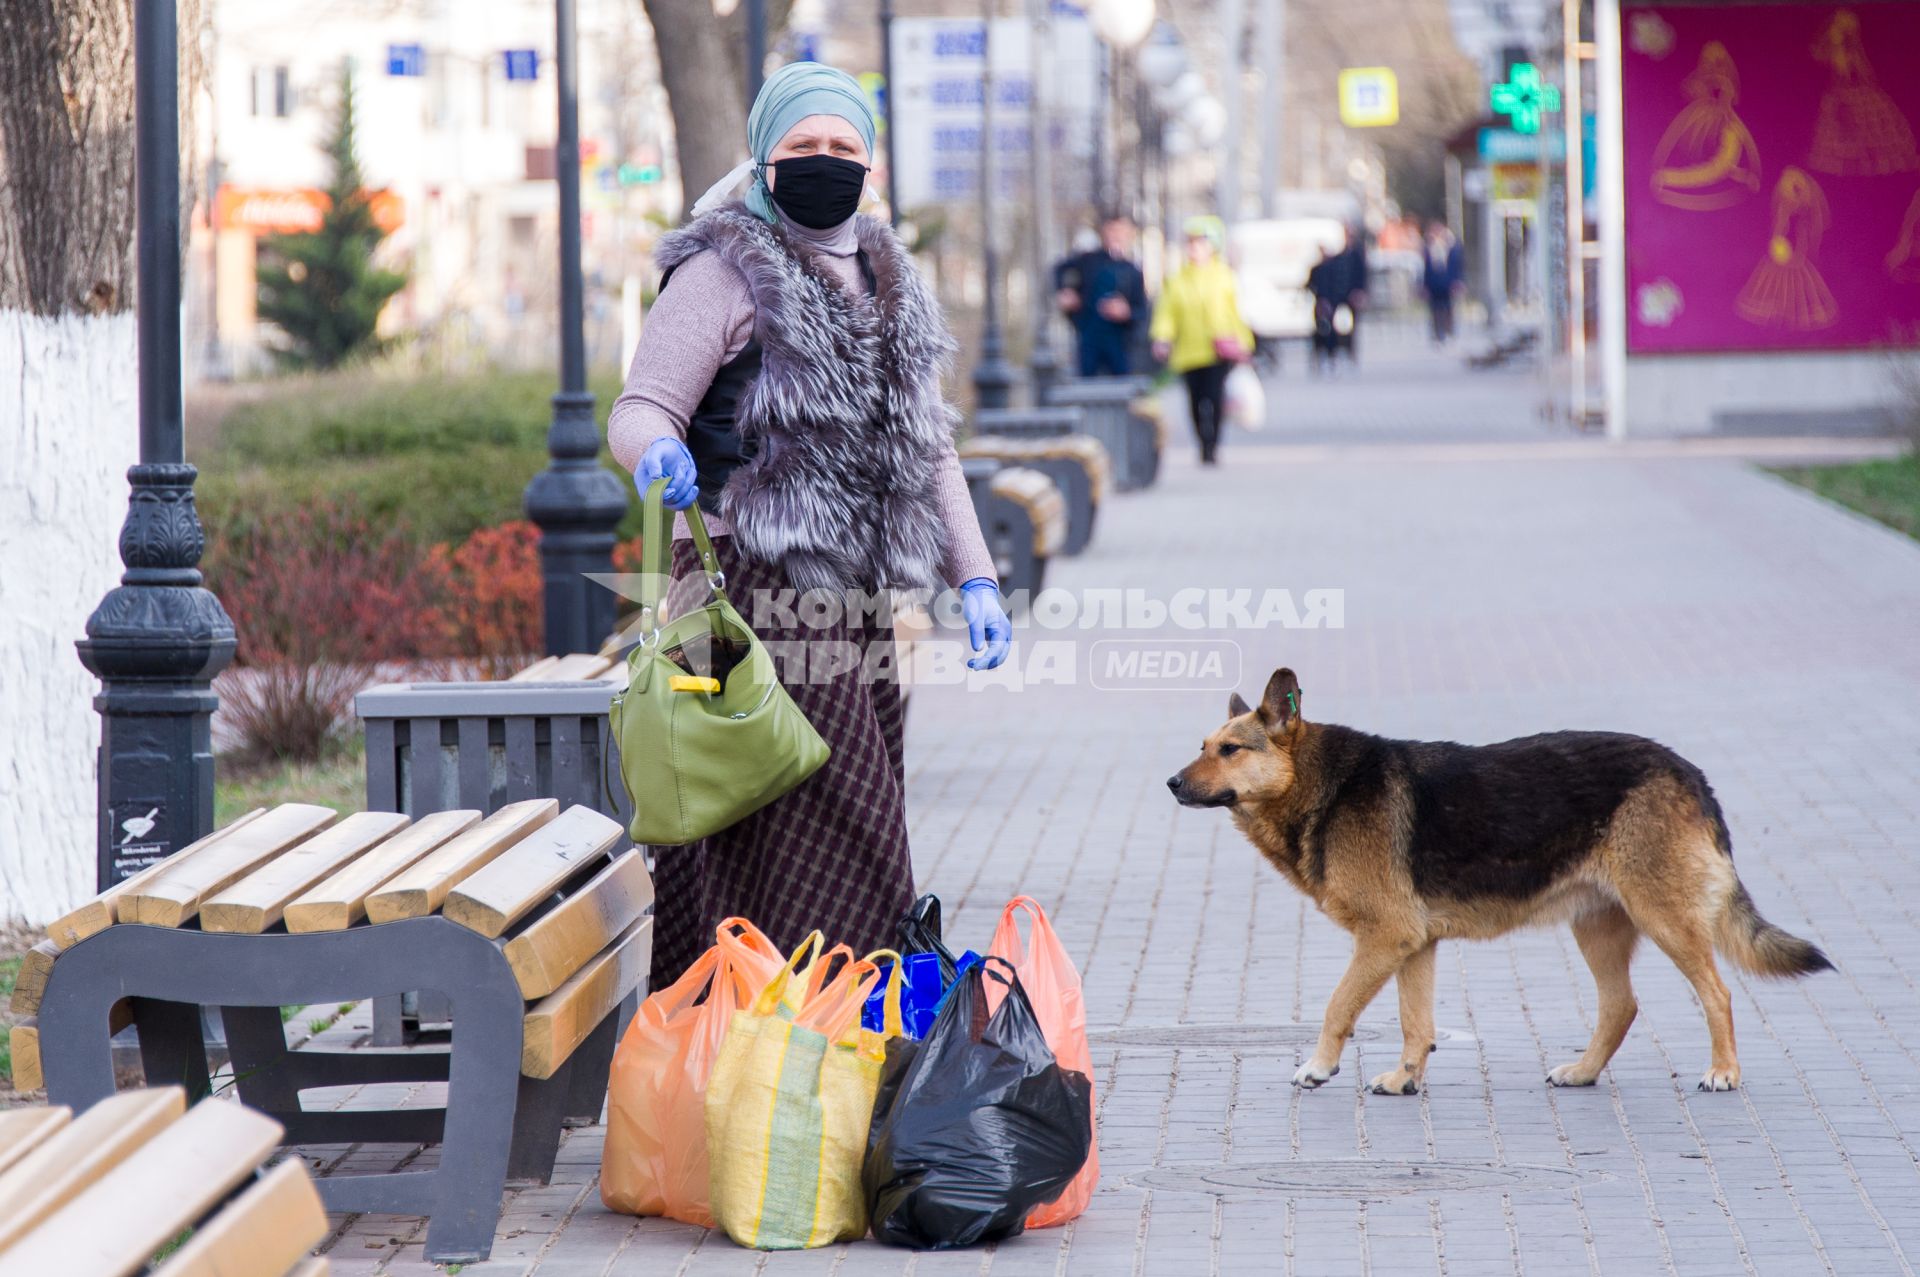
357 677 631 1042
1042 377 1158 491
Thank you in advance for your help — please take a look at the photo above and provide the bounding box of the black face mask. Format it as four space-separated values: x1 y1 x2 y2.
765 154 868 229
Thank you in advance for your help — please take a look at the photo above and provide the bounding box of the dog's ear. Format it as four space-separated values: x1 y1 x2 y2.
1258 668 1302 734
1227 691 1252 719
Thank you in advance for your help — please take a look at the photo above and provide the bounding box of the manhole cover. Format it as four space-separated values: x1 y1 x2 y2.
1087 1024 1475 1050
1134 1160 1591 1198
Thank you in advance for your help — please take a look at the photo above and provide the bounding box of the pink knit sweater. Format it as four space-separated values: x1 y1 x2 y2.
607 215 997 588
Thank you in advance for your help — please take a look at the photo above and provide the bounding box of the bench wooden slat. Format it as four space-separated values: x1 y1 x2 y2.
442 806 625 939
364 798 558 924
149 1158 327 1277
521 914 652 1079
284 809 481 933
201 811 413 934
501 850 654 998
543 652 617 681
510 655 562 681
8 938 58 1016
123 804 340 929
44 809 269 949
0 1105 70 1175
0 1099 284 1277
7 1020 42 1092
0 1088 186 1252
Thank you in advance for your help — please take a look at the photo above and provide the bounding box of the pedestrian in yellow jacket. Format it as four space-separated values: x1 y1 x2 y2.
1151 216 1255 465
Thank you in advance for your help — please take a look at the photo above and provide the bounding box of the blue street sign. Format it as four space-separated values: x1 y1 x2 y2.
504 49 539 81
387 43 425 78
1477 127 1567 162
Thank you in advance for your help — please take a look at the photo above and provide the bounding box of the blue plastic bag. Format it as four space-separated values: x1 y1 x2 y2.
863 950 980 1039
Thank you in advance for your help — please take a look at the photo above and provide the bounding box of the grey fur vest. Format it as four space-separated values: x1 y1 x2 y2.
654 204 959 595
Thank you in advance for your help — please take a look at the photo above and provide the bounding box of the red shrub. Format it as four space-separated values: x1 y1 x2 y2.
202 501 451 762
426 520 544 680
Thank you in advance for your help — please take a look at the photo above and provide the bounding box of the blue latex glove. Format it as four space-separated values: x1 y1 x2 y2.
634 437 697 511
960 577 1011 671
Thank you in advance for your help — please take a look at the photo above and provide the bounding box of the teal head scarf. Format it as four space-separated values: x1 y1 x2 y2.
741 62 877 223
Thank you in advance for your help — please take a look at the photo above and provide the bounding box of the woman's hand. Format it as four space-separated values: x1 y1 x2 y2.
636 437 698 510
960 578 1011 671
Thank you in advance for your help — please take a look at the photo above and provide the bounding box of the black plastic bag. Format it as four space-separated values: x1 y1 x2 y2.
897 893 961 985
863 957 1094 1249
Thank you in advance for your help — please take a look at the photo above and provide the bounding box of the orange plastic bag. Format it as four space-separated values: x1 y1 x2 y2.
600 917 785 1225
988 895 1098 1227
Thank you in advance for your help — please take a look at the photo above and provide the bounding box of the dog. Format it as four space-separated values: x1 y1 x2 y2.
1167 668 1832 1095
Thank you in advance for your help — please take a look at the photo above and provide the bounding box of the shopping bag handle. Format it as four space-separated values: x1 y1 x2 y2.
639 478 729 635
991 894 1058 966
797 948 905 1041
753 930 825 1018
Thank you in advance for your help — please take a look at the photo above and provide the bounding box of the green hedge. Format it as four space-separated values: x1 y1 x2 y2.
193 368 645 544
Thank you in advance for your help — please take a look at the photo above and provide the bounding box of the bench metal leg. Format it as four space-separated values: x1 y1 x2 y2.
131 998 211 1100
371 994 406 1046
562 990 635 1125
508 1064 574 1184
221 1004 299 1111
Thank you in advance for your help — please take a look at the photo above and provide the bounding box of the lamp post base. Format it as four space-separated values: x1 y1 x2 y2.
526 391 630 658
76 462 235 890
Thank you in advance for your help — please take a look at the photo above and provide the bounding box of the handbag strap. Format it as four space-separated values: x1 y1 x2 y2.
638 478 730 640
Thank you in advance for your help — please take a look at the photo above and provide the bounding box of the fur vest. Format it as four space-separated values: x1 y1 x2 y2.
654 204 959 595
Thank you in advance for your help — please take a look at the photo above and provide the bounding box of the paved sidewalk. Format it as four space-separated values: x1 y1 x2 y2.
316 433 1920 1275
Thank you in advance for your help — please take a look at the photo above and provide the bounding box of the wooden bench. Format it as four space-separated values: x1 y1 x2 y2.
960 434 1108 555
0 1088 330 1276
25 801 652 1264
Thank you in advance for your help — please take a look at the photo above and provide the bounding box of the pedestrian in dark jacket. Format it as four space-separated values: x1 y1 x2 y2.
1057 213 1149 376
1422 218 1466 345
1307 225 1369 373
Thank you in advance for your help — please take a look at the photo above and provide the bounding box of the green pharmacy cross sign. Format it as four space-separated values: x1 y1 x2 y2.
1491 63 1560 135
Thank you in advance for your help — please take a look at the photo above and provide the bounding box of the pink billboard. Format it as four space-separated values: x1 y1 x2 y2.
1622 2 1920 353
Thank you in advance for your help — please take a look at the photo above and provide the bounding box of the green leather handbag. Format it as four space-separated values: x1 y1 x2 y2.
608 479 830 845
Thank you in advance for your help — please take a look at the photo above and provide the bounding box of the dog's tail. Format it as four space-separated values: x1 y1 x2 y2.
1714 880 1834 978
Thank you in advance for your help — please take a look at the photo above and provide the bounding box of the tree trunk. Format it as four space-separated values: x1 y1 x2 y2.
642 0 751 214
637 0 794 219
0 0 203 924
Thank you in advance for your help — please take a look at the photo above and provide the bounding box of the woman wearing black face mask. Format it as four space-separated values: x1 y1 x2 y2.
608 62 1011 991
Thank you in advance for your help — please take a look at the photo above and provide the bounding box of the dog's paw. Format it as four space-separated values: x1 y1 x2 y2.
1696 1065 1741 1092
1546 1062 1599 1087
1293 1060 1339 1089
1368 1068 1420 1096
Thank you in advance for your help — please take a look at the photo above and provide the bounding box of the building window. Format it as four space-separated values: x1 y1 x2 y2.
252 65 291 118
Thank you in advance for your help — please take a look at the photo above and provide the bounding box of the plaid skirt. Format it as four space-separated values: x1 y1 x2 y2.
646 534 916 990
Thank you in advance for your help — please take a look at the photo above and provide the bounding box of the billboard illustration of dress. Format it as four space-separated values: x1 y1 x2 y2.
1623 2 1920 353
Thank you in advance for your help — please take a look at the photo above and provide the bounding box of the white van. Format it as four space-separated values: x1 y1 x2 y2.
1231 217 1350 350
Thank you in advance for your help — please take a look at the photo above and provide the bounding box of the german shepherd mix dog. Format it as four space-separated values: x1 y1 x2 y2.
1168 669 1832 1096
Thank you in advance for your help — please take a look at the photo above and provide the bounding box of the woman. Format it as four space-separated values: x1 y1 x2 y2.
1149 216 1254 464
608 62 1012 988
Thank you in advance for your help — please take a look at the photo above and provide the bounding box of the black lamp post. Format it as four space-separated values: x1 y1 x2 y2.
77 0 237 890
971 1 1016 411
746 0 767 101
879 0 900 228
525 0 628 658
1025 0 1059 401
